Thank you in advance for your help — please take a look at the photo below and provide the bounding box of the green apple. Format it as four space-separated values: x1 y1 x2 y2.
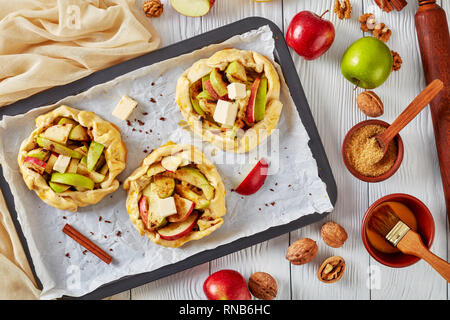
87 141 104 171
153 175 175 198
341 37 393 89
226 61 247 82
50 172 94 190
77 162 105 183
36 137 83 159
190 80 205 116
49 181 71 193
58 118 77 126
254 77 267 122
69 124 89 141
210 68 228 97
142 183 167 230
165 167 214 200
196 90 214 101
202 75 210 91
27 148 50 161
175 184 210 209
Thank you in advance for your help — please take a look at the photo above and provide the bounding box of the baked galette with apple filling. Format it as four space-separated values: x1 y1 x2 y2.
18 105 126 212
176 48 283 153
123 143 226 248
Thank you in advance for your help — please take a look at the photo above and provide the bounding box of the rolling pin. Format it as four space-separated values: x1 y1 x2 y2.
414 0 450 223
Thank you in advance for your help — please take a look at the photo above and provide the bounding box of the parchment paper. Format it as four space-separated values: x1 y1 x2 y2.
0 26 333 299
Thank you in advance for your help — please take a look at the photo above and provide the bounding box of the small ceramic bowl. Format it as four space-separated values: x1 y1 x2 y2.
342 119 404 183
361 193 435 268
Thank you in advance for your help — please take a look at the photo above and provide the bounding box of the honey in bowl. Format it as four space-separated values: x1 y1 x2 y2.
366 201 418 254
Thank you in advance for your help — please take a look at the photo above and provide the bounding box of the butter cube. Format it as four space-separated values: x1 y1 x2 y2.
112 95 138 121
53 155 71 173
213 100 238 127
227 82 247 100
155 197 178 218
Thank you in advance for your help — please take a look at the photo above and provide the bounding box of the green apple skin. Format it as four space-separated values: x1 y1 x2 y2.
36 137 83 159
341 37 393 89
87 141 104 171
254 77 267 122
50 172 94 190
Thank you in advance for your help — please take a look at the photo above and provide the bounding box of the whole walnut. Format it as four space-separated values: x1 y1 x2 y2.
321 221 348 248
286 238 318 265
248 272 278 300
356 91 384 118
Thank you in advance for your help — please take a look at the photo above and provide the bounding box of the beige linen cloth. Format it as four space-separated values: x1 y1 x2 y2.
0 0 160 299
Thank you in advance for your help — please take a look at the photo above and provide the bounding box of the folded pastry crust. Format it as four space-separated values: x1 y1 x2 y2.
18 105 126 212
123 143 226 248
176 48 283 153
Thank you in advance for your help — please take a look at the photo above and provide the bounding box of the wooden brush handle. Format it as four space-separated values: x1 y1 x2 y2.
397 231 450 282
415 1 450 223
377 79 443 147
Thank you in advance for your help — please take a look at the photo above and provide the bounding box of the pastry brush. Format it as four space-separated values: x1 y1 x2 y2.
368 205 450 282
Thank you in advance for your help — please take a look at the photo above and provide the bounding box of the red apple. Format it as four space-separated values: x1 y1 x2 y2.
203 80 221 100
286 10 335 60
235 158 269 196
246 78 261 123
23 156 47 174
203 269 251 300
168 195 195 223
139 196 149 228
157 212 198 241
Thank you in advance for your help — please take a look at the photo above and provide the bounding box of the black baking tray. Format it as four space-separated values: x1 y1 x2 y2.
0 17 337 299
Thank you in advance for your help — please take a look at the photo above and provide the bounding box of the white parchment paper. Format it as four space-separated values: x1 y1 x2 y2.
0 26 333 299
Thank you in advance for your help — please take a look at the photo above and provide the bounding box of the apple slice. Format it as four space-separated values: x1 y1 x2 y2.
87 141 105 171
69 124 89 141
44 153 59 174
49 181 71 193
157 212 198 241
203 80 222 100
168 194 195 223
23 156 46 174
51 172 94 190
246 78 261 123
254 77 268 122
161 156 183 173
170 0 215 17
36 137 83 159
139 195 149 229
27 148 50 161
234 158 269 196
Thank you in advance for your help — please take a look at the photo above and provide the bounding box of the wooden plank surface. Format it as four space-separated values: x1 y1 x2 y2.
124 0 449 300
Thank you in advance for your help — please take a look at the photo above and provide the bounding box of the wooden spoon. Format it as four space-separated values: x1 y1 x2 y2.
376 79 444 156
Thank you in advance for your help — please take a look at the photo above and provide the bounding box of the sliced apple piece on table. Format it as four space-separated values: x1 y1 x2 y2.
170 0 215 17
210 68 228 98
154 175 175 198
168 194 195 223
165 167 214 200
51 172 94 190
36 137 83 159
147 163 166 177
27 148 50 161
234 158 269 196
157 212 199 241
87 141 105 171
41 124 73 145
175 184 210 209
69 124 89 141
23 156 46 174
49 181 71 193
226 61 247 82
246 78 261 123
44 153 59 174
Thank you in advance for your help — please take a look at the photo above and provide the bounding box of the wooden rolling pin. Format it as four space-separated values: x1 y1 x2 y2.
415 0 450 223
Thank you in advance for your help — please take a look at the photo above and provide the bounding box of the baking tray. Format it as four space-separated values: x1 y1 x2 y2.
0 17 337 299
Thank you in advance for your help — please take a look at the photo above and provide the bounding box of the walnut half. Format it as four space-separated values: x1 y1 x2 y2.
317 256 346 284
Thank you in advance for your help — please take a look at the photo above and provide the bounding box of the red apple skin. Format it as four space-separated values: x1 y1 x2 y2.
203 270 251 300
139 196 149 228
168 199 194 223
157 212 198 241
246 78 261 123
24 156 47 174
235 158 269 196
286 11 335 60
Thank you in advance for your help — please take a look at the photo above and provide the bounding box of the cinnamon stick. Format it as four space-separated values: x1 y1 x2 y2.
389 0 408 11
62 223 112 264
375 0 394 12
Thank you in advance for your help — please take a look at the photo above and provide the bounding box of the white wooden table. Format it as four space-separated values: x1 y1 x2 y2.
111 0 449 300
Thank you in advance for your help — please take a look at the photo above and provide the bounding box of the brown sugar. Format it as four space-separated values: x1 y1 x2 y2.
346 124 398 177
